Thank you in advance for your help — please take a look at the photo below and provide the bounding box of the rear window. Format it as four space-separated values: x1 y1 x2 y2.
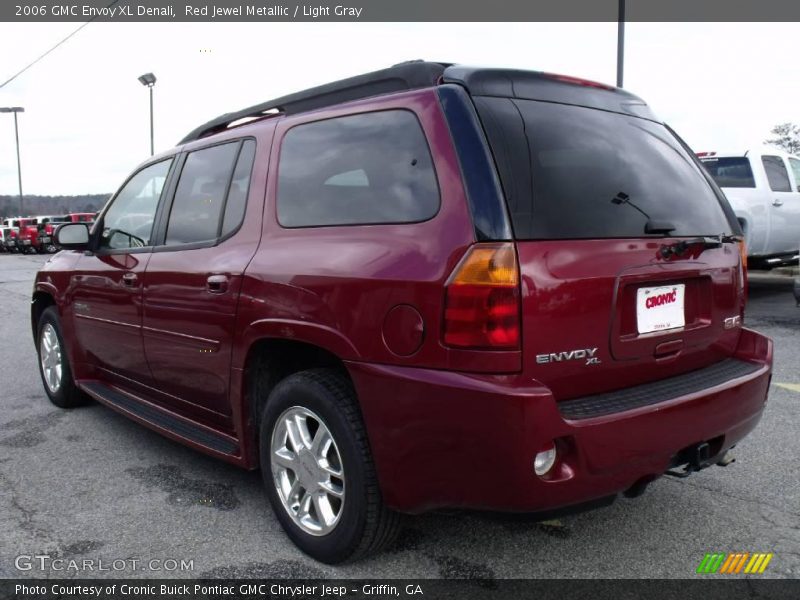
700 157 756 188
473 97 732 239
277 110 439 227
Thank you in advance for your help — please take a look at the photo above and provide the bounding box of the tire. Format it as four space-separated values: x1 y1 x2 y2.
259 368 399 563
36 306 90 408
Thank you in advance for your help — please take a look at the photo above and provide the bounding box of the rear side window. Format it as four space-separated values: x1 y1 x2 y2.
700 157 756 188
221 140 256 237
166 142 240 245
761 156 792 192
473 97 732 239
789 158 800 190
277 110 439 227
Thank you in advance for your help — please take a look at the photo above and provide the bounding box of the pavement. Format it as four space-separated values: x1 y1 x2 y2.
1 253 798 580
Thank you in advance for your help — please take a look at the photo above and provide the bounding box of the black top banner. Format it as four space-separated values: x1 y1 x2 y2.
3 0 800 22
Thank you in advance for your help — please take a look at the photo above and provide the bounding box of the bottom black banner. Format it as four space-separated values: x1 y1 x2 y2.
2 579 800 600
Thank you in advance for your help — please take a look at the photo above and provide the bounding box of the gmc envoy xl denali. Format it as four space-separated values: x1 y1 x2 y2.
32 61 773 563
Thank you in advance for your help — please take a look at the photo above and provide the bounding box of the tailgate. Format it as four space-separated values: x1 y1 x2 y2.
517 239 744 400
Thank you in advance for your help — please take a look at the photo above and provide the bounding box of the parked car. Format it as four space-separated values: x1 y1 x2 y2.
3 217 23 252
14 217 39 254
33 215 67 254
34 62 773 564
0 226 9 252
699 148 800 268
65 212 96 223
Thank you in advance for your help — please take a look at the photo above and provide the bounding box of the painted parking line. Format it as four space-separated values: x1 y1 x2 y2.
774 383 800 393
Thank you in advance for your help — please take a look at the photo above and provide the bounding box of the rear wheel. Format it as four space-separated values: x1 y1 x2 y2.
259 369 399 563
37 306 89 408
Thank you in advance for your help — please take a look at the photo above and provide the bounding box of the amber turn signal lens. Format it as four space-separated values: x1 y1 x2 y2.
448 243 518 286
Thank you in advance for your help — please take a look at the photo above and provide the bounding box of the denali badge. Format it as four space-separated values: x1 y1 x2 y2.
536 347 600 365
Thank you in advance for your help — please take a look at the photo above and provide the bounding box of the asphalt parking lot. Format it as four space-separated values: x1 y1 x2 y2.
1 252 798 580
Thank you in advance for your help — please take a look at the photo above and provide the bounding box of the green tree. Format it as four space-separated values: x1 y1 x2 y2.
765 122 800 155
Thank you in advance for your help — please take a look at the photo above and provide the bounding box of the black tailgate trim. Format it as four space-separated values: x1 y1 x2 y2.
558 358 762 420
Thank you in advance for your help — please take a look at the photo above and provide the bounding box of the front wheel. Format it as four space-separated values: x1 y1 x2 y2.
259 369 399 563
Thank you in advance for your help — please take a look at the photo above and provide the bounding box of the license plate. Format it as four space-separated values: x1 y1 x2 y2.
636 284 685 334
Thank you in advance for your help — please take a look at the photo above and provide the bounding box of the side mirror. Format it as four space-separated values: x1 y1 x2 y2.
54 222 90 250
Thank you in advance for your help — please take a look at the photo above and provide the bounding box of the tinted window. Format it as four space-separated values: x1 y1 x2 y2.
700 157 755 188
788 158 800 191
166 142 240 245
474 98 732 239
100 159 172 250
277 110 439 227
221 140 256 237
761 156 792 192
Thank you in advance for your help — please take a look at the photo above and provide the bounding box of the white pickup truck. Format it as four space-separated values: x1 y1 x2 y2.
699 147 800 268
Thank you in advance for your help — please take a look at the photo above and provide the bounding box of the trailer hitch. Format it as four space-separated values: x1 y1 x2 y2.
665 442 733 478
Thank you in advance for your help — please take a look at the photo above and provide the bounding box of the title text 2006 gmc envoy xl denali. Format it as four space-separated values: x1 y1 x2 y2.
33 61 773 563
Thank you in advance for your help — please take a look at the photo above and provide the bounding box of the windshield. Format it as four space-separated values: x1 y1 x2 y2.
473 97 734 239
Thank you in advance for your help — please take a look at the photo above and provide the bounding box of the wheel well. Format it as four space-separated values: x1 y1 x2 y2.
244 338 351 433
31 292 55 339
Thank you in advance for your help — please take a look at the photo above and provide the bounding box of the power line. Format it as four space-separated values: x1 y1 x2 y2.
0 0 120 90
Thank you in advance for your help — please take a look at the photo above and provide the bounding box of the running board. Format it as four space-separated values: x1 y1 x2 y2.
81 381 240 456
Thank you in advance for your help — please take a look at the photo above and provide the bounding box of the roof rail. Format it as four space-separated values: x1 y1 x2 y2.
178 60 449 145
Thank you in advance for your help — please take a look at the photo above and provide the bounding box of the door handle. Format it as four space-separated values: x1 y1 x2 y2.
206 274 229 294
773 198 784 207
121 272 138 287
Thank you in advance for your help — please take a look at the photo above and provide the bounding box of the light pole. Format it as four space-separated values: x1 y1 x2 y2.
616 0 625 88
137 72 157 156
0 106 25 215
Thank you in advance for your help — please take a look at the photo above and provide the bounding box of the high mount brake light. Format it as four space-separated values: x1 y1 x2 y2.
443 243 521 350
545 73 614 90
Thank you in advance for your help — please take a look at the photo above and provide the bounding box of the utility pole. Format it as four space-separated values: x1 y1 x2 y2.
0 107 25 215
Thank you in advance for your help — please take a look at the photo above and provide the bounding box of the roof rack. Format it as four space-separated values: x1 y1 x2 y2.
178 60 449 145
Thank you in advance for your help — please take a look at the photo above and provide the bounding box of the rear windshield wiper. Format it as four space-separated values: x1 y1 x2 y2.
659 234 738 259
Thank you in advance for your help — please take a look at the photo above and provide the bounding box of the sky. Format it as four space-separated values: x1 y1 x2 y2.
0 21 797 196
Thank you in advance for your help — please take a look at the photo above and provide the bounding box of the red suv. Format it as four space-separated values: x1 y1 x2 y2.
34 62 772 564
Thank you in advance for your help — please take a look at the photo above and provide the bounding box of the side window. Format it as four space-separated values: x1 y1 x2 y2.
277 110 439 227
100 159 172 250
788 158 800 192
165 142 240 245
221 140 256 238
761 155 792 192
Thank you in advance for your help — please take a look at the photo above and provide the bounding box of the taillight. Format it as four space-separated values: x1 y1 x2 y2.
443 242 520 350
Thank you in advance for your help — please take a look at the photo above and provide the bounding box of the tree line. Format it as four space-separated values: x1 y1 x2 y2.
0 194 110 219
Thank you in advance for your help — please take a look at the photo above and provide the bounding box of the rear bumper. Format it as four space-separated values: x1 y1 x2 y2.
347 327 772 513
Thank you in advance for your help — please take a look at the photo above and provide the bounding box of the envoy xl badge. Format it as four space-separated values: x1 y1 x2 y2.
536 347 601 365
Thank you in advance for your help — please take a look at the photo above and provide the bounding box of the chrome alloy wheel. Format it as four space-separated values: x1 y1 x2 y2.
39 323 63 393
271 406 345 536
